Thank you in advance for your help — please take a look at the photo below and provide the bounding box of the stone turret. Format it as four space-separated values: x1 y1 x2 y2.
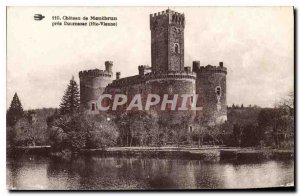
79 61 113 113
193 61 227 125
116 72 121 80
105 61 113 73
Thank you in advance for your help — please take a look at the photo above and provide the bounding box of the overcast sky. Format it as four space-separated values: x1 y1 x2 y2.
7 7 294 109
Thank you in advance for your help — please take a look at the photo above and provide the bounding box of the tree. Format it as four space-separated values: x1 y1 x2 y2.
49 111 120 152
192 124 208 147
206 125 223 145
13 111 48 146
240 124 262 147
86 113 119 149
52 113 88 152
7 93 24 127
256 91 294 149
278 90 294 116
232 123 242 147
115 111 159 147
59 76 80 115
47 115 67 152
181 111 195 145
7 126 15 148
274 92 294 149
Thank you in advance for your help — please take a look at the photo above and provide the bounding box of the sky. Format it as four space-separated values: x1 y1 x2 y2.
7 7 294 109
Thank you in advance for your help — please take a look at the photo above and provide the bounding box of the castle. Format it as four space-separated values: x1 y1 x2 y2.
79 9 227 126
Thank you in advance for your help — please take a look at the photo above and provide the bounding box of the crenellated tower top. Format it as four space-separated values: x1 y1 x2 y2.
150 9 185 29
150 9 185 73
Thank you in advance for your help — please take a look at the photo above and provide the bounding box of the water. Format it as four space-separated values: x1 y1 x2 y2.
7 155 294 190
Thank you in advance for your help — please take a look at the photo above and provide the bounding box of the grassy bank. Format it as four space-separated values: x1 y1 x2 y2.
8 146 294 162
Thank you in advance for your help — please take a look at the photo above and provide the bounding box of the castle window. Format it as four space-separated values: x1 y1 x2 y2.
174 43 180 54
168 86 173 94
216 86 221 96
91 103 96 111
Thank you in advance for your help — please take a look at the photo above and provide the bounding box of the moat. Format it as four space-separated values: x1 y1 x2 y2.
7 154 294 190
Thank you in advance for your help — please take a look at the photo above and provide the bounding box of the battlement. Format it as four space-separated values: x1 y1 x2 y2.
108 71 196 88
79 69 112 78
150 9 185 29
108 75 142 88
79 61 113 78
193 61 227 74
199 65 227 74
146 71 196 81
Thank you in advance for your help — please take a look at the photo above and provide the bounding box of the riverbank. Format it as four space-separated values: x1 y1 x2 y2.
8 146 294 162
83 147 294 162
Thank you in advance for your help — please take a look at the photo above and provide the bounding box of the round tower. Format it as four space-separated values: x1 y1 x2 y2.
148 9 195 127
145 71 197 125
194 61 227 125
79 62 113 112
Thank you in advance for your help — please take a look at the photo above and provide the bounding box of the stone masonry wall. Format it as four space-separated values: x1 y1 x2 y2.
150 9 185 73
79 70 113 112
195 65 227 125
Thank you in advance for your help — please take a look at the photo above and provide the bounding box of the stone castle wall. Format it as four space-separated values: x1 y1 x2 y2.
78 9 228 126
146 71 196 125
104 70 196 125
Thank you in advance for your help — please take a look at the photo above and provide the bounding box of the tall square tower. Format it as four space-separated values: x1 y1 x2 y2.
150 9 185 72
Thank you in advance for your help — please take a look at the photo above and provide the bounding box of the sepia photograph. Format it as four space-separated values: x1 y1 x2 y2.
6 6 294 190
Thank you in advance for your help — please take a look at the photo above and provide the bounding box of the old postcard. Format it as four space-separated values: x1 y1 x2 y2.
6 7 294 190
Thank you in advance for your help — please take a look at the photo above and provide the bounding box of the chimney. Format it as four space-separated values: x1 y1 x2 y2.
219 62 223 68
116 72 121 80
138 66 145 76
192 61 200 72
184 67 191 72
